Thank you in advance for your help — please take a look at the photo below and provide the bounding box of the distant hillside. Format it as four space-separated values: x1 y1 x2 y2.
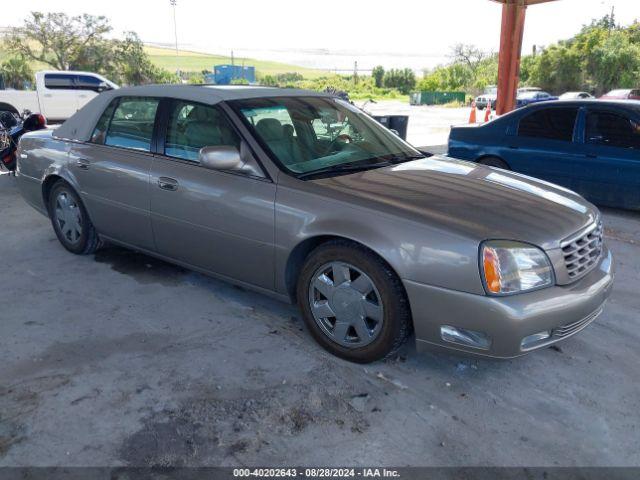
0 41 328 79
144 45 327 78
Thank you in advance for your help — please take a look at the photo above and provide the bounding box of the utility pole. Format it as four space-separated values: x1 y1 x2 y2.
610 4 615 30
170 0 179 56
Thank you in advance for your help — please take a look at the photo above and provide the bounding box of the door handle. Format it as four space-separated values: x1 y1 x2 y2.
43 94 53 98
157 177 178 191
508 145 519 150
585 154 597 159
76 158 90 170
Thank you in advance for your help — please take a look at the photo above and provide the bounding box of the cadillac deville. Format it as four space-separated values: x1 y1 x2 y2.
15 85 614 363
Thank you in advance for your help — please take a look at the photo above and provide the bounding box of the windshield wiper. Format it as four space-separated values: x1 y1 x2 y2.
297 160 395 180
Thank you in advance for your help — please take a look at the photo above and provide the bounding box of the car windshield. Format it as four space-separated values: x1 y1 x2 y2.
231 96 423 177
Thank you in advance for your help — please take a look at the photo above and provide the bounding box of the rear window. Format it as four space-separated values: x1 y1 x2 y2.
90 97 159 152
518 108 578 142
44 74 76 90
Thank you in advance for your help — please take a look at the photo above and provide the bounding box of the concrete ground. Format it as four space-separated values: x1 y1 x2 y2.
363 100 471 147
1 171 639 468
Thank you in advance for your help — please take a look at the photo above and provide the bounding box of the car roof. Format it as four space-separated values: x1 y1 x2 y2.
110 84 331 102
483 99 640 127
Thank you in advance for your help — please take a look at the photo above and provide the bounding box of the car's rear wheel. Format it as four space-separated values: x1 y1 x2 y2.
478 156 510 170
297 241 411 363
48 181 100 255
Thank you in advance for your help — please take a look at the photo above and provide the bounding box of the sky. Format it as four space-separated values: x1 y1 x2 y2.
3 0 638 72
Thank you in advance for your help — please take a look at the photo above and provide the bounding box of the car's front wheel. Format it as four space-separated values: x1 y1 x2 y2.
48 180 101 255
297 241 411 363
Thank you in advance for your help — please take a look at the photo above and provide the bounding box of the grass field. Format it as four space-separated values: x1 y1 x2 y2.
0 42 329 79
144 45 328 78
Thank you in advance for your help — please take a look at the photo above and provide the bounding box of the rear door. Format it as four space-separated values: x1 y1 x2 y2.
68 96 159 250
39 73 80 120
149 99 276 289
500 106 582 189
574 107 640 208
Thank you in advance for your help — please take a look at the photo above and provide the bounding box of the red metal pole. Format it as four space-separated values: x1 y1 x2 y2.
496 1 527 115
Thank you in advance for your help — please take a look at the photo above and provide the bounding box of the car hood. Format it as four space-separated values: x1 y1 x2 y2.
311 156 599 250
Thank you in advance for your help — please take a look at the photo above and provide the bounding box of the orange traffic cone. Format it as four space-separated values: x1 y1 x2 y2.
484 100 492 122
469 101 477 124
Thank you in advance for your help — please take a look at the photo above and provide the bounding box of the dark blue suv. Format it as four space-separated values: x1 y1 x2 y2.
448 100 640 210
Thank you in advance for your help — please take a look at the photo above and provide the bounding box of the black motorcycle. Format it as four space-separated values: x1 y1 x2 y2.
0 111 47 172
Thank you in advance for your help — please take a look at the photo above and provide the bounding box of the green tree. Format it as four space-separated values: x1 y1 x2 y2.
590 31 640 92
0 56 34 89
6 12 112 71
111 32 179 85
383 68 416 94
372 65 385 88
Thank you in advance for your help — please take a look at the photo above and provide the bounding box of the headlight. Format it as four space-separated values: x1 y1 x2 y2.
481 241 554 295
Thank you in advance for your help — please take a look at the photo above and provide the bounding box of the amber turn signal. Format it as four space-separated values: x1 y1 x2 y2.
483 246 502 294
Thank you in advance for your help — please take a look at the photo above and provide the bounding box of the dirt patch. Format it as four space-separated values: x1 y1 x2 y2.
4 332 174 379
120 366 370 466
94 246 187 286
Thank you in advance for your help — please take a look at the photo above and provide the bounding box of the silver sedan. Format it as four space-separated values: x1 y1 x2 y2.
16 85 614 363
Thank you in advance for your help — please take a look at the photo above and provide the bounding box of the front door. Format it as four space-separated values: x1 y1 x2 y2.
68 96 160 250
574 108 640 208
150 100 276 289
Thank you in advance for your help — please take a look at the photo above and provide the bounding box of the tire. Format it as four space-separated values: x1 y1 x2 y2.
48 180 101 255
297 240 411 363
478 156 510 170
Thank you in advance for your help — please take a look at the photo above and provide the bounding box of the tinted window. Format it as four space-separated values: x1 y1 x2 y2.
76 75 102 91
586 111 640 150
164 101 241 162
90 99 118 144
518 108 578 141
44 74 76 90
104 97 159 152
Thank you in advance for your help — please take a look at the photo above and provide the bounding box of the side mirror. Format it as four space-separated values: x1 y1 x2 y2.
199 146 243 171
198 143 262 177
96 81 112 93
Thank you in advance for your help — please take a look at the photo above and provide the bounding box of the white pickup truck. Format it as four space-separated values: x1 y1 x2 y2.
0 71 118 123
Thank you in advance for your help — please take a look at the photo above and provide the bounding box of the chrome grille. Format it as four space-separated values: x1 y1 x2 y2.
561 221 603 280
552 307 603 338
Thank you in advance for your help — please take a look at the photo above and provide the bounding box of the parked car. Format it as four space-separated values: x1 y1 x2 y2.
448 100 640 210
16 85 613 362
600 89 640 101
0 71 118 123
559 91 594 100
475 94 497 110
516 91 559 108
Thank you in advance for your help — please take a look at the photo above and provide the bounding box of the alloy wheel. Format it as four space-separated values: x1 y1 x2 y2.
308 261 384 348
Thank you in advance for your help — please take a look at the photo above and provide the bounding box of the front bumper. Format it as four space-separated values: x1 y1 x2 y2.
404 246 614 359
